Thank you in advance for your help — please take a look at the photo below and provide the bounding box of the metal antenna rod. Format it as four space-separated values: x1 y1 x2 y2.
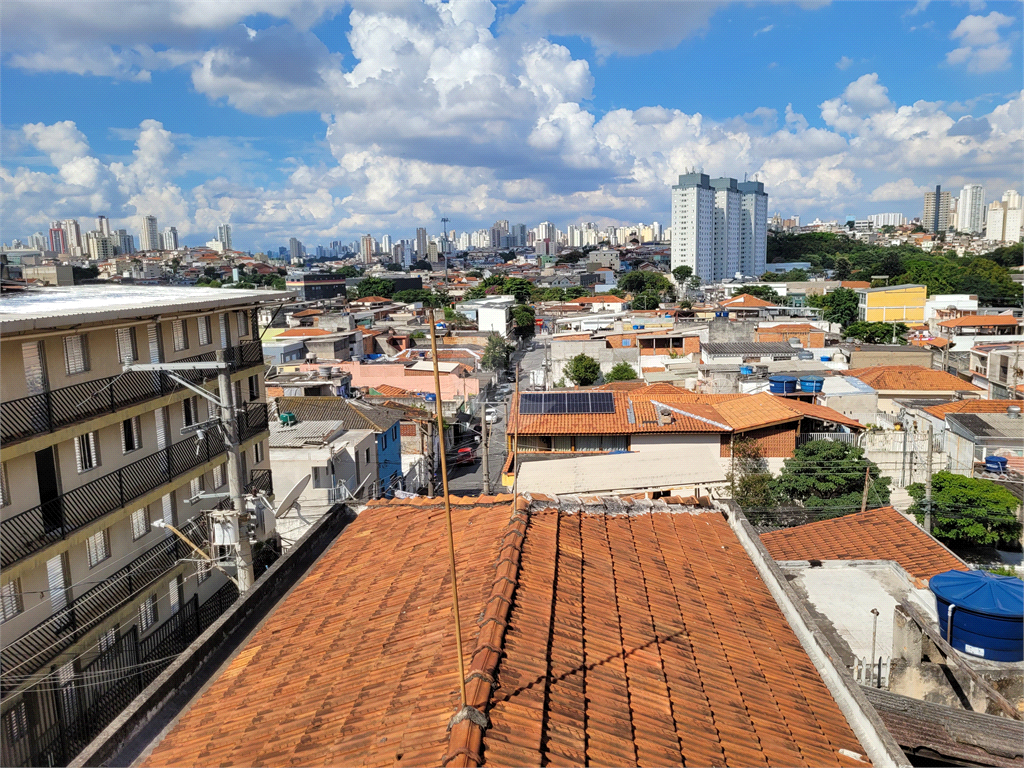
428 307 467 708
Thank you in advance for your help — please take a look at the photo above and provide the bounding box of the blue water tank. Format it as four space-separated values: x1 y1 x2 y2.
423 393 437 402
768 375 797 394
931 570 1023 662
739 365 754 375
984 456 1009 474
799 376 824 393
820 356 832 362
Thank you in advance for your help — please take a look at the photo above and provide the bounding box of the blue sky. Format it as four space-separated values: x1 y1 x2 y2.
2 0 1021 252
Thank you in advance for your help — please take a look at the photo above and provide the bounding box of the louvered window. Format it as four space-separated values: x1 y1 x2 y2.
115 327 137 364
182 397 198 427
161 494 174 529
189 476 204 500
197 558 212 583
168 578 180 615
22 340 47 394
47 555 67 611
3 701 28 744
236 310 248 337
139 595 157 631
219 313 229 347
253 441 264 464
121 416 141 454
0 462 8 507
86 529 111 567
131 508 150 540
171 319 188 351
63 335 89 375
75 432 99 472
213 464 224 488
98 626 118 652
1 578 23 622
198 315 212 346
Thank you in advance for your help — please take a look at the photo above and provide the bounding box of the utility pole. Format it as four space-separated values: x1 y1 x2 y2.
860 464 871 514
924 422 934 533
481 401 490 495
216 350 255 592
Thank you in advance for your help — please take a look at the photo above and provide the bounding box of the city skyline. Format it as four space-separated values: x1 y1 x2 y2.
2 1 1021 251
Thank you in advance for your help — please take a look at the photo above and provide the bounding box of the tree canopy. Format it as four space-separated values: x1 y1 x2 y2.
672 265 693 283
773 440 890 515
733 285 781 303
618 270 672 295
356 276 396 298
511 304 535 338
843 321 909 344
632 290 661 310
908 472 1022 546
604 361 638 382
501 277 534 303
481 334 513 371
807 287 858 328
565 354 601 386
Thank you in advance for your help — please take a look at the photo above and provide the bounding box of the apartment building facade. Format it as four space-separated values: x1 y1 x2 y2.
0 286 278 767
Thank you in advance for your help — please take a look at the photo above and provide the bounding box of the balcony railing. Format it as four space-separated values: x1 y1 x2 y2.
0 515 211 695
1 340 264 444
247 468 273 496
0 402 268 569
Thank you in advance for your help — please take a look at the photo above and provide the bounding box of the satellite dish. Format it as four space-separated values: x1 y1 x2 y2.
275 475 311 518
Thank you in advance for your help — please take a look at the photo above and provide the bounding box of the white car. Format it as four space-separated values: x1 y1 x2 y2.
485 408 500 424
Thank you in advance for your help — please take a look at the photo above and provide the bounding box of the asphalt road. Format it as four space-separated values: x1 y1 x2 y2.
446 335 548 496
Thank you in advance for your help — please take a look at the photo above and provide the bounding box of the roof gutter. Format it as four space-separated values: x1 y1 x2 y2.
721 500 910 768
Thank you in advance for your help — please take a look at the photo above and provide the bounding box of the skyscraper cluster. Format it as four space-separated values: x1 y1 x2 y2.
670 173 767 282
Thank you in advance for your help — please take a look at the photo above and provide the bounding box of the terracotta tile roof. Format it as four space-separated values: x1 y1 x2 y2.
936 314 1020 328
841 281 871 289
720 293 776 308
351 295 390 303
776 398 865 430
276 327 332 337
844 366 981 392
370 383 415 397
758 323 819 333
572 295 627 303
594 380 648 390
291 308 324 317
920 398 1022 419
760 506 967 580
143 494 874 768
275 396 401 431
910 337 950 348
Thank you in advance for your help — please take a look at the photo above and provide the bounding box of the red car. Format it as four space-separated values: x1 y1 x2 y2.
455 447 476 465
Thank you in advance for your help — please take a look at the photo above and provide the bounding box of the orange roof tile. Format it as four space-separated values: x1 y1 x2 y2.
910 337 950 348
841 281 871 289
143 494 874 768
275 327 332 337
920 398 1022 419
845 365 981 392
761 506 967 580
370 383 414 397
936 314 1020 328
351 295 390 303
758 323 819 333
291 308 324 317
720 293 776 308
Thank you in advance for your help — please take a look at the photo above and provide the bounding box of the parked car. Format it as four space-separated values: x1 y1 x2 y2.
455 447 476 465
485 408 500 424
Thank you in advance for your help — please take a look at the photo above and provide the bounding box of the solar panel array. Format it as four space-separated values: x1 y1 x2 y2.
519 391 615 415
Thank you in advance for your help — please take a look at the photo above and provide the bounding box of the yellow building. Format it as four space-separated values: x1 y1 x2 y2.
855 284 927 322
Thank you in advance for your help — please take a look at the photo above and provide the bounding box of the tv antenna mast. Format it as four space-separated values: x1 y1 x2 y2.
440 215 450 285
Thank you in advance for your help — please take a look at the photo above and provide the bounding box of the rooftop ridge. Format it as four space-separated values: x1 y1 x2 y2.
443 495 531 768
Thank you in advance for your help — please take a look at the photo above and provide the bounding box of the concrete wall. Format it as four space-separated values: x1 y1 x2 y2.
708 318 760 343
548 340 639 384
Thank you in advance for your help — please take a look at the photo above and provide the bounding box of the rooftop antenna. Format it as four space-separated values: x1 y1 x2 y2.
427 308 467 710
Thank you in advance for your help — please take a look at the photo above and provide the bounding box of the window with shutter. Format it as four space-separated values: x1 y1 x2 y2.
76 432 99 472
0 462 8 507
130 508 150 540
22 340 48 395
47 555 67 611
86 529 110 567
182 397 197 426
168 578 180 615
63 335 89 375
213 464 224 488
161 494 174 528
56 661 77 719
121 417 141 454
1 578 23 622
198 315 212 346
3 701 28 744
115 327 137 364
219 313 229 348
171 319 188 351
98 626 118 652
139 595 157 631
197 558 211 583
253 441 264 464
189 476 204 500
236 310 248 337
248 375 259 401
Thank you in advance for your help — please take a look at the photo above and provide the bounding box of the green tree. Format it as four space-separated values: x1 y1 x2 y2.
565 354 601 386
604 361 638 382
619 270 672 295
501 277 534 303
728 439 779 518
632 290 661 310
564 286 591 299
511 304 536 338
334 266 361 278
384 263 404 272
672 265 693 283
807 287 859 328
540 287 565 301
357 276 396 298
762 269 808 282
466 270 484 278
481 334 513 371
410 259 432 271
687 276 701 290
393 288 434 304
833 256 852 280
843 321 909 344
482 275 506 288
733 285 781 303
908 472 1023 546
443 308 472 328
72 265 99 284
774 440 890 516
271 277 286 290
464 286 487 300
